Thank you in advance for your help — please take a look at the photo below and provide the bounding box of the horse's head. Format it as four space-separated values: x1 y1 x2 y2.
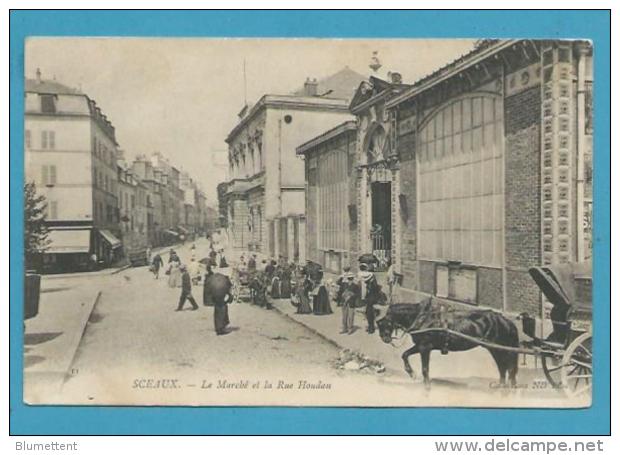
376 307 394 344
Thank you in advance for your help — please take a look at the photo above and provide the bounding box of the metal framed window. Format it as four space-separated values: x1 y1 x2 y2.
317 145 348 252
418 93 504 267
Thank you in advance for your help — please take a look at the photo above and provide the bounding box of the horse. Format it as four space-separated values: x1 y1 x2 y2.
376 301 519 389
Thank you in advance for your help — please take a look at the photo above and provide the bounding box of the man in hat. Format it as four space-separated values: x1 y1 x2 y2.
339 269 359 334
176 264 199 311
358 263 379 333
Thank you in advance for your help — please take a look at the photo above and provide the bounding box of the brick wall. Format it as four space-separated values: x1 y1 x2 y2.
477 267 503 310
348 147 358 268
398 130 418 288
504 85 542 313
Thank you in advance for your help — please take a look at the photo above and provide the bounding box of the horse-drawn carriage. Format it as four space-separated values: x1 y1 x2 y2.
522 262 592 397
376 262 592 398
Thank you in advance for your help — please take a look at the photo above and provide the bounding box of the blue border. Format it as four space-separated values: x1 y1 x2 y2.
10 10 611 435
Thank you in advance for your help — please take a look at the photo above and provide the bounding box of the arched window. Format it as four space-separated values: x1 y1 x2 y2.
417 93 504 267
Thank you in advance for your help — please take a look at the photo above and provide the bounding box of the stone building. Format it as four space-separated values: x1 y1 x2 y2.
117 153 148 256
304 40 593 315
25 71 122 271
220 67 365 261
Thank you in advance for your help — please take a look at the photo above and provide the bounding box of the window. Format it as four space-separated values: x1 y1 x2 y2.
25 130 31 149
41 165 57 186
41 131 55 150
40 94 56 113
131 195 135 209
317 147 348 252
436 265 477 304
47 201 58 219
418 94 504 267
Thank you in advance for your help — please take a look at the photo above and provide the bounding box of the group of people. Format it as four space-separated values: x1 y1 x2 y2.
289 258 387 336
149 244 233 335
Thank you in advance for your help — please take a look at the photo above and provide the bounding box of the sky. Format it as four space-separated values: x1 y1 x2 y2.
25 38 476 203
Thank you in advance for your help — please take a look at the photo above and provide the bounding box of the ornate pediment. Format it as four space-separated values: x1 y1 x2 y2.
349 76 395 112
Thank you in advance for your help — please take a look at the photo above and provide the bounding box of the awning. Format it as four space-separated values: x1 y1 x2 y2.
99 229 122 249
177 226 189 234
46 228 91 254
164 229 179 237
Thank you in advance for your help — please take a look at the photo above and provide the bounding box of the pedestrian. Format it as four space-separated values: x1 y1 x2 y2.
90 252 98 271
146 245 152 264
335 266 351 307
247 254 257 272
169 249 178 263
203 266 233 335
294 267 313 314
176 264 199 311
188 257 202 285
168 255 182 288
265 259 276 277
358 263 379 333
219 250 228 268
339 271 360 334
151 253 164 279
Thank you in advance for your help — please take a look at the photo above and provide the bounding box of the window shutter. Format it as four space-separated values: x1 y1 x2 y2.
41 131 48 149
42 166 49 185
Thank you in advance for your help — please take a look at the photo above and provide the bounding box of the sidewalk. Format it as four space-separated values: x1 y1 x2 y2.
269 297 416 376
23 284 102 403
269 297 542 384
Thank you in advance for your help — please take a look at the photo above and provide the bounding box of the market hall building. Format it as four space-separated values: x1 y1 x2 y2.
301 40 593 314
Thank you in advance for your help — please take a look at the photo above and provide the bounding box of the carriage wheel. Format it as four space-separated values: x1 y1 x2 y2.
541 352 564 389
561 332 592 399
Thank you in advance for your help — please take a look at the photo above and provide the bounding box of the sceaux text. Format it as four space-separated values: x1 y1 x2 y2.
132 378 181 389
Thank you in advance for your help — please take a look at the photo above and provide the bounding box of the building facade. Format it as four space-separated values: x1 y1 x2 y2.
304 40 593 315
25 72 122 271
221 68 366 261
297 121 358 274
117 154 148 256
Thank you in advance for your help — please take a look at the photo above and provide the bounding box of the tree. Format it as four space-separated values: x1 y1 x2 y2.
24 181 49 268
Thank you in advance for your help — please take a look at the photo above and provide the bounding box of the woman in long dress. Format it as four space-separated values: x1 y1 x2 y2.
294 269 313 314
168 257 182 288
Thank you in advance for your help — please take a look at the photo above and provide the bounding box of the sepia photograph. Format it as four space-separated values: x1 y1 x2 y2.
22 37 594 408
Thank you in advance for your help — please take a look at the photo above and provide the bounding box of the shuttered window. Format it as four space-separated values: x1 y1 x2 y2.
418 94 504 267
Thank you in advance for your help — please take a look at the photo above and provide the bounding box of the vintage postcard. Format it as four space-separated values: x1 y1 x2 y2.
22 37 593 408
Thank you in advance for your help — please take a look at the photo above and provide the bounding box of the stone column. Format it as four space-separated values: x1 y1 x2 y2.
273 217 280 259
287 216 295 262
298 216 306 264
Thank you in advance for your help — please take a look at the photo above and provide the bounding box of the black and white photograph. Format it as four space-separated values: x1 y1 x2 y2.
22 37 593 408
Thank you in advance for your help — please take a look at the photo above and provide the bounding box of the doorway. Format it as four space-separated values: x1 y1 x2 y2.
370 181 391 269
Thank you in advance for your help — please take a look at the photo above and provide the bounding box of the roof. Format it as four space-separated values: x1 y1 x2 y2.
296 120 357 155
226 94 350 143
25 78 83 95
291 67 366 101
386 39 515 108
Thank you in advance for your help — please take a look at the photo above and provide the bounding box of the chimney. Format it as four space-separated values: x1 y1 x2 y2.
304 77 318 96
36 68 42 83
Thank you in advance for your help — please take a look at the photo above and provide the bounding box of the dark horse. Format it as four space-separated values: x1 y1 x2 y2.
376 302 519 388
